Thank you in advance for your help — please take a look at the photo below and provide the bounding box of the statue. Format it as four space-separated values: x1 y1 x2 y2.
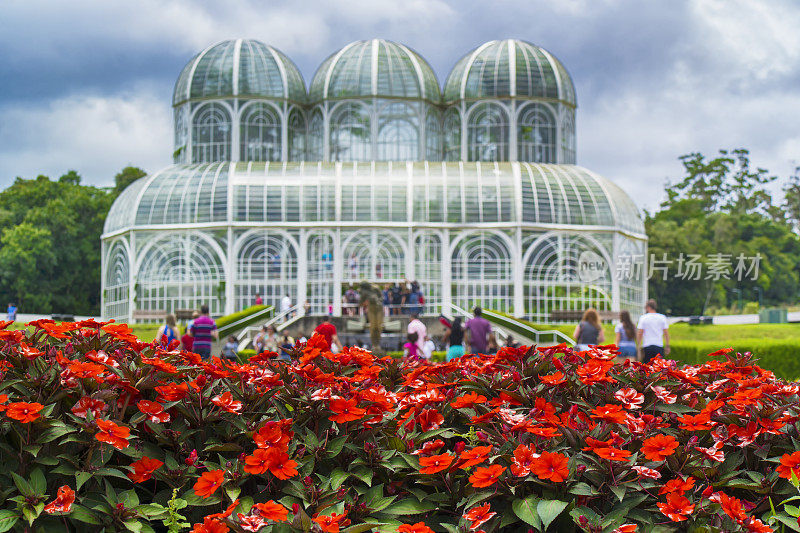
359 281 384 354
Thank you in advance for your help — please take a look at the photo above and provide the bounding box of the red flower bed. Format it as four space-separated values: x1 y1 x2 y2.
0 320 799 532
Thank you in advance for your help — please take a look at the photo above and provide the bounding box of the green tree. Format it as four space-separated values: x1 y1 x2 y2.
0 223 56 311
648 149 800 315
114 166 146 195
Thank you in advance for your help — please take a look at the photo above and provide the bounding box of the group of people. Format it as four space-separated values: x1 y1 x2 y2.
154 305 234 361
573 298 669 362
252 324 305 360
341 281 425 316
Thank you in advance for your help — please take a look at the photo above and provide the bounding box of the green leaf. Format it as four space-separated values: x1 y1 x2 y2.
11 472 33 496
352 467 373 487
326 436 347 457
330 468 349 490
75 471 93 491
537 500 568 531
774 513 800 532
343 524 386 533
225 485 241 503
118 489 140 508
610 485 626 502
569 482 598 496
512 495 542 529
122 520 143 533
135 504 169 519
0 511 19 533
23 444 42 458
380 499 435 515
29 468 46 494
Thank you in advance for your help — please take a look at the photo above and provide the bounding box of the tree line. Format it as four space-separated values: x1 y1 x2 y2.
1 149 799 316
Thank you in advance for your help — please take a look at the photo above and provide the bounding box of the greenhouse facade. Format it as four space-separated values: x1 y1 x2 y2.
101 38 647 322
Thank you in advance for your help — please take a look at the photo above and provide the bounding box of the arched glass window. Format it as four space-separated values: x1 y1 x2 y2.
173 105 188 163
307 108 324 161
467 103 509 162
562 108 576 164
239 103 281 162
287 107 306 161
425 109 441 161
342 230 405 282
451 231 513 313
443 108 461 161
517 104 556 163
329 102 371 161
376 102 419 160
104 242 129 321
235 231 297 311
191 103 231 163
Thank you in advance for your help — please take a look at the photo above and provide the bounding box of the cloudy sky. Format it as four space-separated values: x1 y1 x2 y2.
1 0 798 211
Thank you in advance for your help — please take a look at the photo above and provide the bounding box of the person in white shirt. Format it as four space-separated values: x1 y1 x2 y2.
422 335 435 360
407 313 427 354
280 294 292 315
636 299 670 363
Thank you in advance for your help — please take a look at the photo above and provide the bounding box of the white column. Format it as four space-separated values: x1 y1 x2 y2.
442 228 452 313
231 100 240 163
128 232 136 324
281 104 289 162
225 227 235 315
100 240 106 320
509 101 518 162
333 229 343 316
513 227 524 317
297 230 308 312
611 233 621 312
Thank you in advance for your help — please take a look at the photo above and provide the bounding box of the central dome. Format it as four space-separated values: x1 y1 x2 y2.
309 39 440 103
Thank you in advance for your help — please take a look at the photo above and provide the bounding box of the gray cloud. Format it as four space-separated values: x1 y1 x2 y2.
0 0 798 211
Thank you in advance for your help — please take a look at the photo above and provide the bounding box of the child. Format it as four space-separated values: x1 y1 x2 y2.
422 335 435 360
404 332 419 360
222 335 238 361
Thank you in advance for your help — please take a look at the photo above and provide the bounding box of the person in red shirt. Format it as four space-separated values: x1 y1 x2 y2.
314 320 343 352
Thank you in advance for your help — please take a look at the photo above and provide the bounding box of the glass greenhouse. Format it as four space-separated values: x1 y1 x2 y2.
101 38 647 322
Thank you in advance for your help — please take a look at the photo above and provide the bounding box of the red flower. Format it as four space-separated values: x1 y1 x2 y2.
468 464 505 488
71 397 107 419
713 491 747 522
778 451 800 480
251 501 289 521
510 444 536 477
657 493 694 522
458 446 492 469
194 469 225 498
677 413 714 431
451 392 487 409
398 523 434 533
590 404 628 424
95 419 130 449
127 457 164 483
137 400 170 423
244 448 298 479
531 451 569 482
659 476 695 495
419 453 454 474
5 401 43 423
312 511 348 533
416 409 444 431
614 388 644 409
412 439 445 456
641 434 679 462
154 382 189 402
0 394 7 413
540 371 566 385
253 419 293 451
43 485 75 514
464 503 496 530
237 513 267 532
211 391 243 414
191 517 229 533
593 447 631 462
328 398 366 423
612 525 637 533
632 466 661 479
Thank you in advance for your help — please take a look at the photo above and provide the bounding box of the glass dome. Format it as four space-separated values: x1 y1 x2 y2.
103 162 643 235
173 39 307 106
309 39 440 103
443 39 575 105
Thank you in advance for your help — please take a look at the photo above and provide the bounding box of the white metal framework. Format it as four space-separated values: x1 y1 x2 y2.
101 38 646 323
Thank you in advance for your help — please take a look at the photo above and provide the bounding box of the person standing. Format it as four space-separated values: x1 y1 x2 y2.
637 299 670 363
155 314 179 347
407 313 426 354
465 307 492 354
573 308 605 351
254 293 263 306
221 336 239 361
444 317 465 361
314 319 342 352
189 304 218 360
615 310 637 359
6 303 17 322
422 335 435 360
281 293 292 315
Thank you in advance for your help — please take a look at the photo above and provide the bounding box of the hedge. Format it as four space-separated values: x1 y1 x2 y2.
670 340 800 380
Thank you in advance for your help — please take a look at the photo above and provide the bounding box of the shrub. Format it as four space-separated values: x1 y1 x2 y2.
670 340 800 380
0 320 798 532
215 305 269 329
